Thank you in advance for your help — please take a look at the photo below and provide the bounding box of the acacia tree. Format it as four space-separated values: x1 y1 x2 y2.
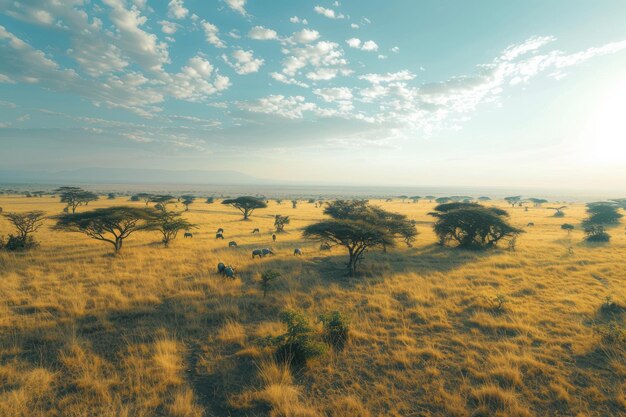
274 215 290 232
153 209 195 247
410 196 421 203
303 200 417 276
2 211 46 249
429 202 521 249
504 196 522 207
435 197 451 204
222 196 267 220
561 224 575 235
425 195 436 202
181 195 195 211
54 207 158 253
547 206 567 217
581 203 622 242
478 196 491 202
150 194 176 207
55 186 98 213
528 198 548 207
134 193 154 206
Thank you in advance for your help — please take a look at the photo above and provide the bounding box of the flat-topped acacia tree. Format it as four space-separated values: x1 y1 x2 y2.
303 200 417 276
222 196 267 220
429 202 522 249
54 206 159 253
55 186 99 213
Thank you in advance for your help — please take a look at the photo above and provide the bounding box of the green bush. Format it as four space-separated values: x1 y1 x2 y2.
0 234 38 251
319 311 350 350
270 310 326 367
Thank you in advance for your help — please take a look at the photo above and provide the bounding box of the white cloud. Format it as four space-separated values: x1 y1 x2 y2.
159 20 180 35
314 6 344 19
391 46 400 53
346 38 361 49
223 49 264 75
102 0 169 72
362 40 378 52
202 21 226 48
249 26 278 40
346 38 379 52
351 23 359 29
359 70 416 84
292 29 320 43
270 72 309 88
0 100 17 108
278 39 352 84
313 87 352 102
167 56 230 101
290 16 308 25
238 95 317 119
167 0 188 19
225 0 247 16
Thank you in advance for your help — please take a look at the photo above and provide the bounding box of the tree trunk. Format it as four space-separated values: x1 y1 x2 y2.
114 237 123 252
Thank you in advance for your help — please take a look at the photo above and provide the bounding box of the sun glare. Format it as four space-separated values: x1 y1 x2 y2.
583 77 626 164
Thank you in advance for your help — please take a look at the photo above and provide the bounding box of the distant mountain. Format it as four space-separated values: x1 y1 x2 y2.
0 168 271 185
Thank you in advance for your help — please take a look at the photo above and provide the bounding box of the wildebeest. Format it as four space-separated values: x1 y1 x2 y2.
217 228 224 234
216 232 224 239
252 228 260 234
272 234 276 242
184 232 193 238
527 222 534 227
217 262 236 278
223 266 235 279
228 241 238 247
294 248 303 256
252 248 274 258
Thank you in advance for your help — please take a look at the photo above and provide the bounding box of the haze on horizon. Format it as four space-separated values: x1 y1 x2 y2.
1 0 626 192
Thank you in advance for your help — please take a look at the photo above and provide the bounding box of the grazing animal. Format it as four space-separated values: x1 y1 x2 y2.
217 262 226 274
294 248 303 256
272 234 277 242
228 241 238 247
217 228 224 234
252 228 260 234
184 232 193 238
527 222 534 227
320 242 331 251
252 249 264 259
223 266 235 279
216 232 224 239
262 248 274 256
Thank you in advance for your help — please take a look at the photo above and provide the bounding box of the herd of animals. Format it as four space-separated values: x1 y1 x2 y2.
183 226 304 279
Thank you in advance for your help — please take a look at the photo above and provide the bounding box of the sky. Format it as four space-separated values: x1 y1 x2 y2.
1 0 626 191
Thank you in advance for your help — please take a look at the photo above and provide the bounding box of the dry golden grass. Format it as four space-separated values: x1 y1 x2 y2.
0 195 625 416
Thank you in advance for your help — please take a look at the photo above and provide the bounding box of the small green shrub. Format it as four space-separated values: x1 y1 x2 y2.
0 235 38 251
319 311 350 350
259 270 281 297
264 310 326 367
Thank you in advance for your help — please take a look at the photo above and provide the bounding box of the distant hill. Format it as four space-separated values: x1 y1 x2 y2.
0 168 270 185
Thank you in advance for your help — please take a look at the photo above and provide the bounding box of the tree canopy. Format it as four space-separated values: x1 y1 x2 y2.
429 202 521 249
504 196 522 207
54 206 158 252
274 215 290 232
222 196 267 220
153 209 195 247
304 200 417 276
55 186 98 213
2 210 46 250
180 195 195 211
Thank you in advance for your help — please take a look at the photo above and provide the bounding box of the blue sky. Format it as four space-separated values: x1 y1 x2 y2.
1 0 626 190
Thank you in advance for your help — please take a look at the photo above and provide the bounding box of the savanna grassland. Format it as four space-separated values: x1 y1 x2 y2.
0 195 625 417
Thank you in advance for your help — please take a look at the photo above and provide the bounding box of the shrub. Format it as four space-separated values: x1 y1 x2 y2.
318 311 350 350
259 270 281 297
267 310 326 367
583 223 610 242
0 234 38 251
